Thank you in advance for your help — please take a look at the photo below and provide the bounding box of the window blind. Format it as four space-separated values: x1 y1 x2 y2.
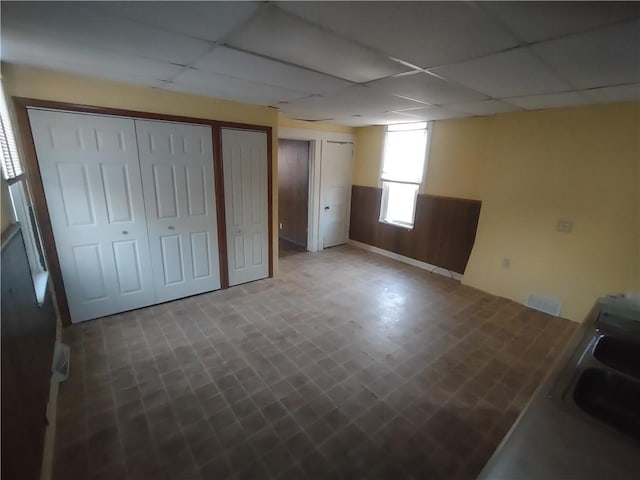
0 88 23 180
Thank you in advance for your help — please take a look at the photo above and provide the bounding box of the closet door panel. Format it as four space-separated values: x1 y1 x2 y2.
136 120 220 302
28 109 155 323
221 129 269 286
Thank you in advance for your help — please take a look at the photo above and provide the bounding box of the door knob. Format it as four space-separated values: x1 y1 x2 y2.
121 230 128 235
168 226 175 230
324 206 330 211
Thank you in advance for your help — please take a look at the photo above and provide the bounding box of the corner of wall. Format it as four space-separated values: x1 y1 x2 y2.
462 102 640 322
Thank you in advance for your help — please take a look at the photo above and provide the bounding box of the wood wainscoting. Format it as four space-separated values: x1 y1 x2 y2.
278 139 309 248
1 225 57 480
349 185 481 274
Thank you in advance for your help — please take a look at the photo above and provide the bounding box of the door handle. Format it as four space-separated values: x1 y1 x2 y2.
168 226 175 230
121 230 128 235
324 206 330 211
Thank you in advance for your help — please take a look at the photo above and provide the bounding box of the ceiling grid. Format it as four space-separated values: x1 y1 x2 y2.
1 1 637 126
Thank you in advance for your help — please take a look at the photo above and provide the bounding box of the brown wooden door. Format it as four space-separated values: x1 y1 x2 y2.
278 139 309 248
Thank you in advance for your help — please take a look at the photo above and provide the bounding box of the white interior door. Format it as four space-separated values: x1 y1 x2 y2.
320 141 353 248
221 128 269 286
136 120 220 302
28 109 155 323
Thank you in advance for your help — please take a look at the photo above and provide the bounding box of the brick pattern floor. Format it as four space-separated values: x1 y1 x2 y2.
53 245 577 479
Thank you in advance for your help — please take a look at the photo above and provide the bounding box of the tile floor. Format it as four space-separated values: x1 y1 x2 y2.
278 238 307 258
53 245 577 480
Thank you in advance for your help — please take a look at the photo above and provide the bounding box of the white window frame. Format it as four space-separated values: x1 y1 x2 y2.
1 79 48 302
379 122 431 229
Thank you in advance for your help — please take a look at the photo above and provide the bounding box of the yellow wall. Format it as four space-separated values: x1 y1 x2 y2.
353 102 640 322
425 117 490 199
464 102 639 322
353 125 385 187
2 63 282 269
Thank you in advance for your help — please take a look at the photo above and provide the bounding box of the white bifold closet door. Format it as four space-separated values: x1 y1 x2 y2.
29 110 221 323
28 109 155 323
221 128 269 286
135 120 220 302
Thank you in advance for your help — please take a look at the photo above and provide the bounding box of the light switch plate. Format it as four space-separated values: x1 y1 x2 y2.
556 220 573 233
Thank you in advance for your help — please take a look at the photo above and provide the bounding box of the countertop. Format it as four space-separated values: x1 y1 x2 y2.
478 297 640 480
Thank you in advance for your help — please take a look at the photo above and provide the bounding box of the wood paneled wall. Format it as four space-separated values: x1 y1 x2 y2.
1 225 56 480
278 139 309 248
349 185 481 274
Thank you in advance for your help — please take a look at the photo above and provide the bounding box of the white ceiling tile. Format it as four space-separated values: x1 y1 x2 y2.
430 48 571 98
91 1 261 42
365 71 488 105
276 106 338 122
502 92 591 111
277 2 519 68
532 20 640 90
581 83 640 104
169 68 306 105
446 100 522 116
226 5 410 83
333 119 368 127
333 111 427 126
326 116 371 127
282 95 359 118
1 30 183 82
338 86 428 113
287 86 426 118
482 2 640 43
394 106 474 121
14 58 162 87
2 1 636 127
1 2 211 65
193 47 352 95
1 47 165 89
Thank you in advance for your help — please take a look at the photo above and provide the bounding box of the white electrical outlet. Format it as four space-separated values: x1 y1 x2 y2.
279 223 283 230
501 258 510 269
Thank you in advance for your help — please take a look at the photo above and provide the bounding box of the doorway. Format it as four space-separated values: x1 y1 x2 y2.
320 141 354 249
278 139 310 257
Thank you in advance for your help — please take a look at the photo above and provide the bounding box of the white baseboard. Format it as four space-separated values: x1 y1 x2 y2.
348 239 463 281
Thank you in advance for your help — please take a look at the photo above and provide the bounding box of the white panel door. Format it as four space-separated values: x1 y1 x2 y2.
320 141 353 248
221 128 269 286
28 109 155 323
136 120 220 302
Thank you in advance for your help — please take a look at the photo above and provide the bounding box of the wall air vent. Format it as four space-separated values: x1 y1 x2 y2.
526 294 562 316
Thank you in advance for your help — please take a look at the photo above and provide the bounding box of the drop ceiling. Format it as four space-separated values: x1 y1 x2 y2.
1 1 639 126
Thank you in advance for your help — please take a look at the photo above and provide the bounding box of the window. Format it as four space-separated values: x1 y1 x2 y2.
379 122 429 229
0 80 48 302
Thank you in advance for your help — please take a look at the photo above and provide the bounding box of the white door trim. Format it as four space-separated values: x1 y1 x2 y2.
277 127 354 252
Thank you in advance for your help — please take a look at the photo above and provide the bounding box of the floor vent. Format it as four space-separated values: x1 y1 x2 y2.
526 294 562 316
